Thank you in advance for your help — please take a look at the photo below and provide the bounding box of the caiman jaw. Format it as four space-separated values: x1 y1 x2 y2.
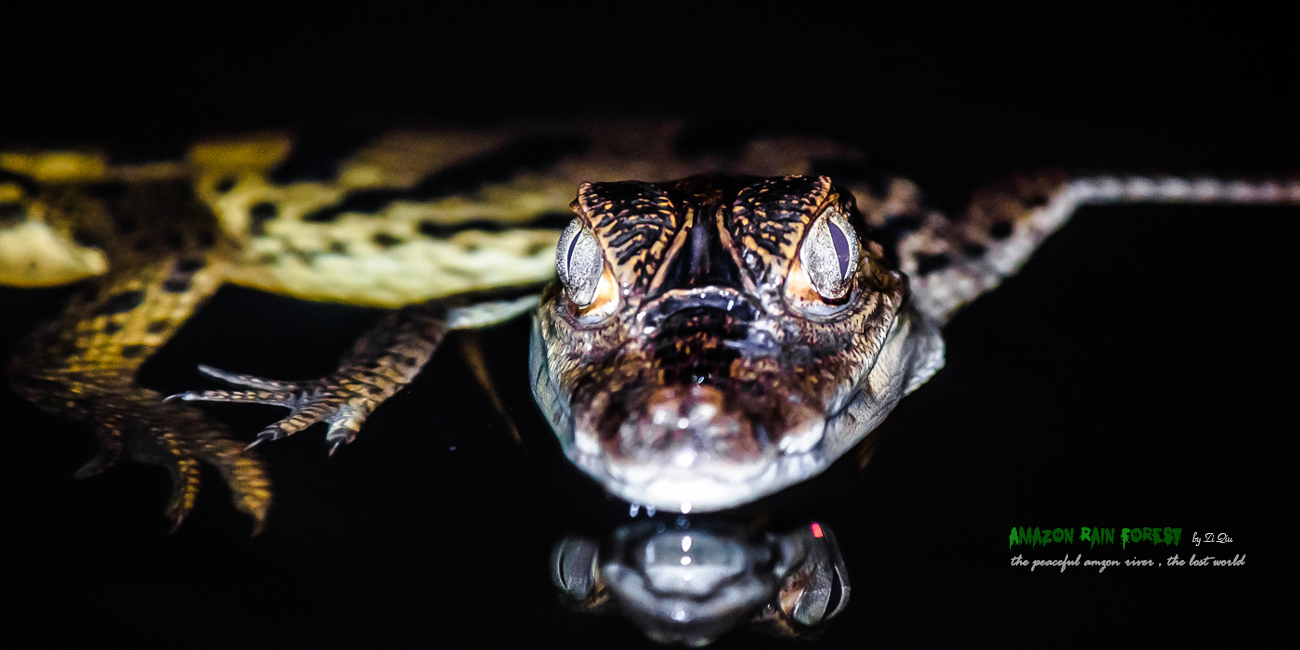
533 174 938 511
593 383 830 511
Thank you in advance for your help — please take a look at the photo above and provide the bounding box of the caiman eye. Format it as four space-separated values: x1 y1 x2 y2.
556 219 603 307
800 207 859 300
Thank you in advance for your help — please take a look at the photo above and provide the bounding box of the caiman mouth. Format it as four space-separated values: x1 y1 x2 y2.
569 325 911 512
532 302 915 513
535 300 925 512
570 424 830 512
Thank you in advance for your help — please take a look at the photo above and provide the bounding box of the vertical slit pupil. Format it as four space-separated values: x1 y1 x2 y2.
565 229 582 276
829 222 851 277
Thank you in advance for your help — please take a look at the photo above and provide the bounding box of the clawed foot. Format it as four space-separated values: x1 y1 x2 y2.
167 356 424 453
74 386 272 532
168 307 447 453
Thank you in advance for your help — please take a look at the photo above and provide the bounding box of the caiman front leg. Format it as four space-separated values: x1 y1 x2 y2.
8 179 271 530
168 294 540 453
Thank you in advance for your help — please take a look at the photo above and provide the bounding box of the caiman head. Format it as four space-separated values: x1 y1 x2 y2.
531 174 943 511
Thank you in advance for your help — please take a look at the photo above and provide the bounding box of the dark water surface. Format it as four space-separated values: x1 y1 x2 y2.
3 204 1287 647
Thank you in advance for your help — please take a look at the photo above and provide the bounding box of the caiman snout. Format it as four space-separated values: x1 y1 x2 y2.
616 385 766 470
602 383 827 510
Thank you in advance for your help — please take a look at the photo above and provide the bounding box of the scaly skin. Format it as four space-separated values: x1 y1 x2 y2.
3 124 1297 527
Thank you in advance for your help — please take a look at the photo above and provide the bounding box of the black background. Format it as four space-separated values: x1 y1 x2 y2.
2 5 1290 647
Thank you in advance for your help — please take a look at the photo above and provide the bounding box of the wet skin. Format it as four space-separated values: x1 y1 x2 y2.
531 174 943 512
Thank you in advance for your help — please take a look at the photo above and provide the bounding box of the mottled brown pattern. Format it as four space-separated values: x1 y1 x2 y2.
960 171 1069 238
893 170 1073 322
7 179 269 529
727 175 835 281
9 124 1290 527
899 171 1069 265
572 181 682 291
535 173 911 510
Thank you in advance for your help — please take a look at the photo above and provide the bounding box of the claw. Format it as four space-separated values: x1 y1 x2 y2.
326 408 364 447
161 447 203 532
329 440 342 457
198 364 299 391
255 423 285 442
115 388 274 533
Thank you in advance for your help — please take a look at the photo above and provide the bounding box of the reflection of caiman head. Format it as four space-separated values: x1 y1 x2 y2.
552 520 849 645
531 174 943 511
